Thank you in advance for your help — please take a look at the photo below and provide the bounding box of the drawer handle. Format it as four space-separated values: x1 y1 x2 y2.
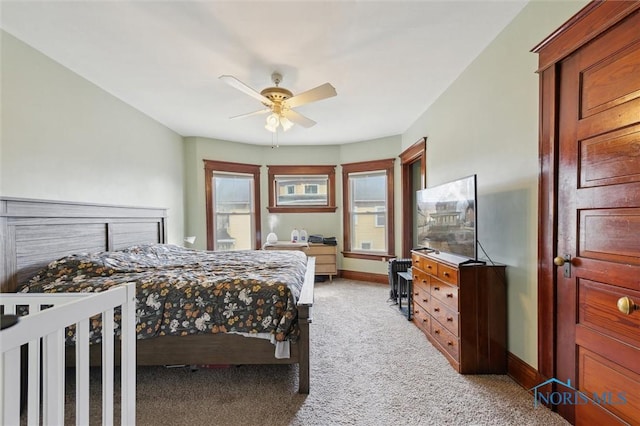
446 293 454 298
434 307 440 312
422 298 428 303
414 260 419 264
422 318 427 323
447 341 454 346
443 272 450 277
434 329 440 334
427 265 432 269
446 316 453 322
617 296 639 315
433 287 440 291
414 292 419 296
422 279 427 284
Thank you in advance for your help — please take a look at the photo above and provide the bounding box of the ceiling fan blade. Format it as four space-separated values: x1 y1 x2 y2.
229 108 271 120
285 83 337 108
219 75 273 106
283 109 316 128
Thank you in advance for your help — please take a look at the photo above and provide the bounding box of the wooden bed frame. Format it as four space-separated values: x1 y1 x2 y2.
0 197 314 393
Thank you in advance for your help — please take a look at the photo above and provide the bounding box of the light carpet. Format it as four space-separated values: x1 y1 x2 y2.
66 278 568 425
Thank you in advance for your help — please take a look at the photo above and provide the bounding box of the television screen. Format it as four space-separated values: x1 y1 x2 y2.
416 174 477 260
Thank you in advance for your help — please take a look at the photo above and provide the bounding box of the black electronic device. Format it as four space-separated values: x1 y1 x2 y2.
322 237 337 246
308 234 323 244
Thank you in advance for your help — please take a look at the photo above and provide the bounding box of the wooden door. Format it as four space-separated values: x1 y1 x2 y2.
555 9 640 425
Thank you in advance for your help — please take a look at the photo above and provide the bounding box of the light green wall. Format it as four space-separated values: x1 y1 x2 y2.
0 31 185 243
402 0 589 367
183 135 401 275
1 0 592 369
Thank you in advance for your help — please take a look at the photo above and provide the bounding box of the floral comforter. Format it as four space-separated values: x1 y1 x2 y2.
17 244 308 344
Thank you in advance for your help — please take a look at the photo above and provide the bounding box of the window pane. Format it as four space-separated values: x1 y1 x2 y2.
275 175 328 206
349 171 387 252
213 174 254 251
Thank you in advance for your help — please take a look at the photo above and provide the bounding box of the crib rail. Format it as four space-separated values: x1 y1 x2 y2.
0 283 136 426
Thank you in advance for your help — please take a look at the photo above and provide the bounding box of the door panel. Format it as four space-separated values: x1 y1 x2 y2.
578 347 640 424
579 125 640 188
556 8 640 424
578 280 640 353
580 44 640 117
579 208 640 264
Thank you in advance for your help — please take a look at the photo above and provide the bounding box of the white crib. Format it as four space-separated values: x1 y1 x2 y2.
0 283 136 425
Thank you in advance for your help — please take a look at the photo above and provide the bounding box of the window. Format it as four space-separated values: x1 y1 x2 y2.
304 184 319 195
342 158 395 260
268 165 337 213
375 206 385 227
204 160 261 251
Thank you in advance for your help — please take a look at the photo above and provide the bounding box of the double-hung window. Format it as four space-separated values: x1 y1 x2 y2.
342 159 395 259
204 160 261 251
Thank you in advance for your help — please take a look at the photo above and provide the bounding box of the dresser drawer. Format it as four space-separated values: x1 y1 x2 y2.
412 302 431 335
412 254 438 275
430 280 458 311
315 263 337 274
412 254 422 270
412 279 430 311
422 258 438 275
412 269 430 289
305 244 336 255
437 263 458 285
432 320 460 362
431 302 458 336
313 254 336 265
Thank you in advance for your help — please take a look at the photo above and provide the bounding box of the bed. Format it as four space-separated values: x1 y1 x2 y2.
0 197 315 393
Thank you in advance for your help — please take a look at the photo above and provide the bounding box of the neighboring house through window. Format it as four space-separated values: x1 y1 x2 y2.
341 158 395 260
267 165 337 213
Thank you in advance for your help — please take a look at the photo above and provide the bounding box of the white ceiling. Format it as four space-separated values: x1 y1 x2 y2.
1 0 528 146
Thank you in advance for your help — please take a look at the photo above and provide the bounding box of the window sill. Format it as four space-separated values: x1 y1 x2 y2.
342 251 396 261
267 206 338 214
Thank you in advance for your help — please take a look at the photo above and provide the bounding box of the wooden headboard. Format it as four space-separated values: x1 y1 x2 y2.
0 197 167 292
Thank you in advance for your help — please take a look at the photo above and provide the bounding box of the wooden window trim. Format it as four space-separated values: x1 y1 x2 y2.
204 159 261 250
341 158 395 260
267 165 337 213
400 137 427 257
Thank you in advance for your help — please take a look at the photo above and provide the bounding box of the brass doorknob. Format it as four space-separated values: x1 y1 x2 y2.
617 296 638 315
553 256 566 266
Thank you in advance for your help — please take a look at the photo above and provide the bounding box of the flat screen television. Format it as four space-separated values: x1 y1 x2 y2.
416 174 477 260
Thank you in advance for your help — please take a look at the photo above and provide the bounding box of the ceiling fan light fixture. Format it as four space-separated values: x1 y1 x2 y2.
280 116 293 131
265 113 280 132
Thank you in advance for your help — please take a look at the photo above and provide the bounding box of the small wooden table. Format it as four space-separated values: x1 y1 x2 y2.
264 241 337 281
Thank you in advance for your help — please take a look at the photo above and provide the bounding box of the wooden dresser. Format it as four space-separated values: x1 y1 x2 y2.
264 242 337 281
411 249 507 373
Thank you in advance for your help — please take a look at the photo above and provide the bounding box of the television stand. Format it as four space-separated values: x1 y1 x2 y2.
411 249 506 374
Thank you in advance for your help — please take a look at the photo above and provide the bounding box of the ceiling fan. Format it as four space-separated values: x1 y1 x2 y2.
219 72 337 133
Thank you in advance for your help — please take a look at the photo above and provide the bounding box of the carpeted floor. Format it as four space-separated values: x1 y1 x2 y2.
66 279 569 425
